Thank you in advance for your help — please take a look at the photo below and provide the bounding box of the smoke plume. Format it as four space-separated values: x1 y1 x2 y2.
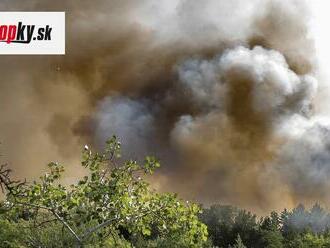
1 0 330 213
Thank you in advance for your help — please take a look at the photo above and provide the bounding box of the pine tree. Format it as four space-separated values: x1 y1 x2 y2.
231 234 247 248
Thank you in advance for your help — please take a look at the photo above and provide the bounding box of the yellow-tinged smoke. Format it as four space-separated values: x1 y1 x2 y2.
1 0 329 213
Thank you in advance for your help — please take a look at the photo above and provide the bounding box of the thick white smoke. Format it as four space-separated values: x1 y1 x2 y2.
95 97 155 158
177 46 316 115
171 45 317 164
272 116 330 200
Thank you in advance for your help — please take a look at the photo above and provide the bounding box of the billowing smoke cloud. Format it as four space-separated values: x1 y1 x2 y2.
95 96 155 158
272 117 330 201
171 46 315 171
170 46 317 199
1 0 329 213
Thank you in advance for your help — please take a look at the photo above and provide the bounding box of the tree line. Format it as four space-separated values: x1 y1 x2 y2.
0 137 329 247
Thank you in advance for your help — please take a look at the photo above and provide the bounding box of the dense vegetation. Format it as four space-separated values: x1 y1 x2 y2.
1 137 330 247
0 137 207 247
201 203 330 248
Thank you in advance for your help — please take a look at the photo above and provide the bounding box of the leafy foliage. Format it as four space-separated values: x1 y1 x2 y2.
0 136 207 247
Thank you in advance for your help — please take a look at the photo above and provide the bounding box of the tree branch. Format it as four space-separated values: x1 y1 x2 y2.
52 210 82 244
81 217 116 241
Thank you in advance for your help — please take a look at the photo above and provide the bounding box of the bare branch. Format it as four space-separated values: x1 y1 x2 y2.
0 164 26 196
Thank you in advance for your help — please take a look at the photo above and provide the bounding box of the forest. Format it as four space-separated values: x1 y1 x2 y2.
0 137 329 248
